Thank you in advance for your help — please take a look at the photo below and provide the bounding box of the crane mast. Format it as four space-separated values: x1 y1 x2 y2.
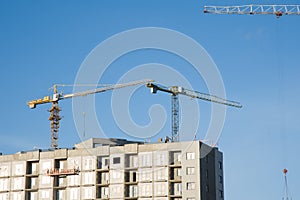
282 168 292 200
146 83 242 142
27 79 154 148
204 5 300 17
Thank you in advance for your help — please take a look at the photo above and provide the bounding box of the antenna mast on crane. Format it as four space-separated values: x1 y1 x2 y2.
282 168 292 200
204 5 300 17
27 79 154 148
146 83 242 142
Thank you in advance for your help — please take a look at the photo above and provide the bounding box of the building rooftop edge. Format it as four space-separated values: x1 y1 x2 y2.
0 138 218 156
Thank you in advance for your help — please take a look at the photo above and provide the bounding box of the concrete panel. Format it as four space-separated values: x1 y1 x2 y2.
10 191 24 200
138 168 153 182
67 174 81 186
0 178 10 191
153 151 168 166
138 182 152 197
0 162 11 177
124 143 138 154
12 153 28 161
78 148 99 157
81 172 95 185
11 161 26 176
67 149 80 157
110 154 124 169
81 186 95 199
25 150 40 161
109 184 124 199
154 182 168 197
110 170 124 184
150 143 169 152
110 146 124 154
153 167 168 181
138 152 152 168
54 149 67 159
82 156 96 171
40 151 55 159
0 192 9 200
70 145 110 156
39 189 53 200
95 145 109 155
0 155 13 163
67 157 81 170
39 175 52 188
11 177 25 190
39 159 53 174
138 143 155 152
67 187 81 200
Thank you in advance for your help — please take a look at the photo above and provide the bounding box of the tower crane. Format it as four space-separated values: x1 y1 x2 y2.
146 83 242 142
204 5 300 17
27 79 154 148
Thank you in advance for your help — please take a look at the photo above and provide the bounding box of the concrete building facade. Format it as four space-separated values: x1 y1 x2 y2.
0 138 224 200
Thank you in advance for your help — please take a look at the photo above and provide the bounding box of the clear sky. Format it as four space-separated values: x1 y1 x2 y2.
0 1 299 199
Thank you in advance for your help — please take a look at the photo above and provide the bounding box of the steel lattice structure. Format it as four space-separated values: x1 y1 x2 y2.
204 5 300 17
27 79 154 148
146 83 242 142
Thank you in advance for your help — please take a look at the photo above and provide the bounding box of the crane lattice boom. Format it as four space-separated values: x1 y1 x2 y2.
204 5 300 17
172 86 242 108
27 79 154 148
146 83 242 142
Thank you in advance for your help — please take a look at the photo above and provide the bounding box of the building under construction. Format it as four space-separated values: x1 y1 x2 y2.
0 138 224 200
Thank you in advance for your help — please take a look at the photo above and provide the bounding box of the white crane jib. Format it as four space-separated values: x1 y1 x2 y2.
146 83 242 142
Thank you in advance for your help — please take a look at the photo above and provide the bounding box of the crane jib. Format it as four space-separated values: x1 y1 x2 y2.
146 83 242 142
27 79 154 148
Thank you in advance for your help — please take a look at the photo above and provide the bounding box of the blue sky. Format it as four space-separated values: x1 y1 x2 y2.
0 1 299 199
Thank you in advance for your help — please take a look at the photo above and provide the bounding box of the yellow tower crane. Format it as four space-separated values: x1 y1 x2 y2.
27 79 154 148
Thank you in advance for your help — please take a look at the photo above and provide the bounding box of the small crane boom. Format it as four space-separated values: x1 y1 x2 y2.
172 86 242 108
204 5 300 17
27 79 154 148
146 83 242 142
